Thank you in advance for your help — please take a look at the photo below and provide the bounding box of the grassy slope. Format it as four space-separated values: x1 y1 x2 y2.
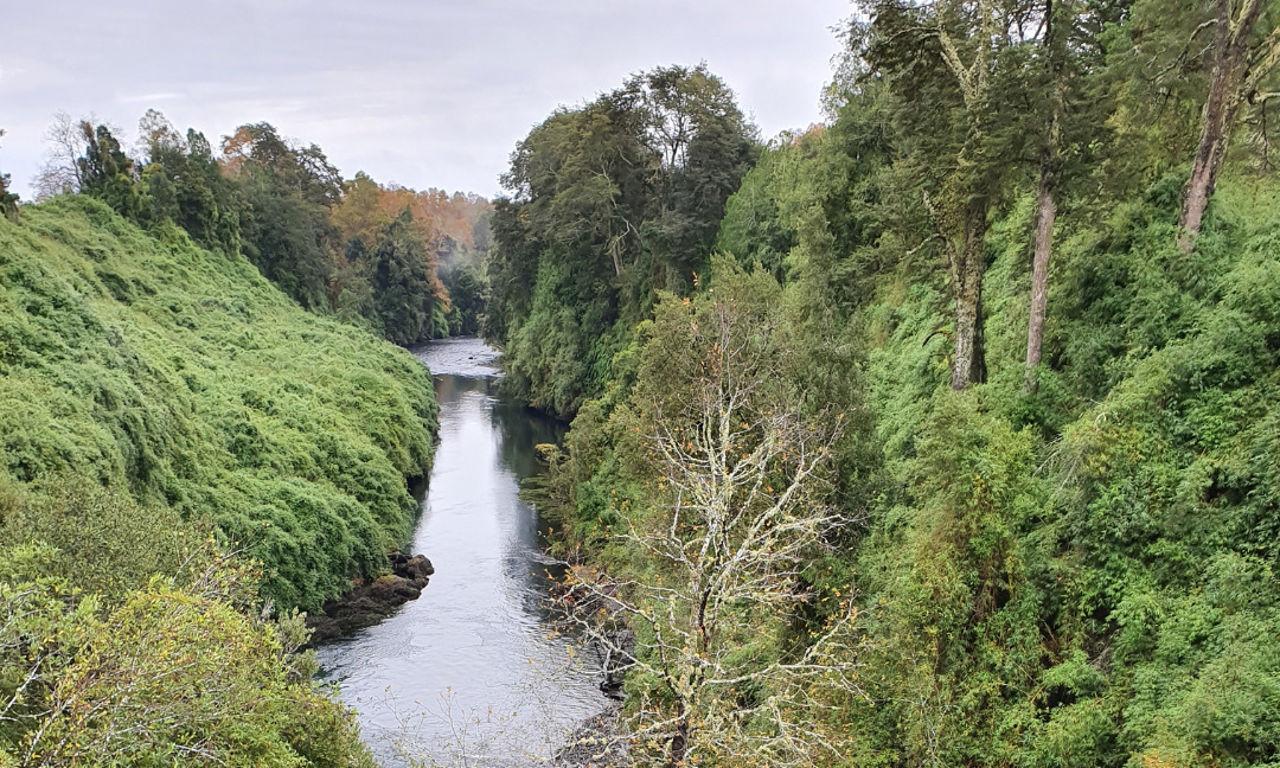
0 196 437 612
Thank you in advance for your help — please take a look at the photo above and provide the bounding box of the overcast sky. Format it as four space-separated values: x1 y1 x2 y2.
1 1 852 200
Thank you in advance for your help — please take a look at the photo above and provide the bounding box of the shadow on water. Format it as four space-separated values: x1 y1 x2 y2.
315 338 604 768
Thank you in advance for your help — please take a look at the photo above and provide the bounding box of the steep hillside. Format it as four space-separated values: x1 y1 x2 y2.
0 196 437 612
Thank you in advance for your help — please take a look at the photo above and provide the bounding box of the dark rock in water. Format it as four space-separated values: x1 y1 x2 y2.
401 553 435 582
306 551 434 644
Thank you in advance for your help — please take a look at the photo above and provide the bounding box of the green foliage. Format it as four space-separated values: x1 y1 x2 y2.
328 173 462 345
487 64 757 417
0 129 16 221
0 479 211 603
368 209 435 345
77 123 157 229
441 263 484 336
549 262 861 766
138 112 242 255
529 19 1280 763
0 197 436 611
0 176 15 222
0 542 376 767
823 165 1280 768
236 166 335 311
803 166 1280 768
72 116 475 350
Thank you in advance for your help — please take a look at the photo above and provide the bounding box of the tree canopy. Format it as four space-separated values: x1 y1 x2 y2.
487 63 757 417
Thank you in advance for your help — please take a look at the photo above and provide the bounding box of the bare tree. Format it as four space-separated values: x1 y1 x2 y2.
32 112 91 200
558 282 865 768
134 108 186 163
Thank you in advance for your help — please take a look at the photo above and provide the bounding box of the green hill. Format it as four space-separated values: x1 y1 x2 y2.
0 196 437 612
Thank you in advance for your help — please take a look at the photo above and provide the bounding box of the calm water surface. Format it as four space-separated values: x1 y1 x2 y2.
317 337 607 767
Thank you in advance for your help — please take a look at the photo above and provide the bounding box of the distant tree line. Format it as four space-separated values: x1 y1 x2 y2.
22 111 493 345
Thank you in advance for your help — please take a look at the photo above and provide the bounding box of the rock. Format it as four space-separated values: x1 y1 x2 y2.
305 551 433 644
400 554 434 583
369 574 422 602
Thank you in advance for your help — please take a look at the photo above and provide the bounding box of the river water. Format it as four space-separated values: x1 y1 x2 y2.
316 337 607 767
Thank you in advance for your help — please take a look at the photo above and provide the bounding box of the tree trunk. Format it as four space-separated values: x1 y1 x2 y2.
1025 0 1064 394
951 202 988 391
1179 0 1266 252
1024 170 1057 394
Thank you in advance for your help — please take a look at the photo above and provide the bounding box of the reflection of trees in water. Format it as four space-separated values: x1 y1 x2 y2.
491 400 565 481
431 373 490 408
429 374 564 480
491 398 566 619
321 361 607 768
431 373 567 620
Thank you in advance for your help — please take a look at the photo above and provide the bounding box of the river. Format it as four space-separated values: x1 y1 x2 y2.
316 337 608 767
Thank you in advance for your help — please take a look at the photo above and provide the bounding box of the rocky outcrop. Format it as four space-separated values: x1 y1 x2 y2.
305 553 434 644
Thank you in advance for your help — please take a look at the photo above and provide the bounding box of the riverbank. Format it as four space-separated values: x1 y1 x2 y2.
306 552 434 643
316 338 608 768
554 702 628 767
0 196 439 766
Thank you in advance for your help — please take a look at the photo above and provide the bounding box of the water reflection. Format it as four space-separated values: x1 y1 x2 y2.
316 338 604 768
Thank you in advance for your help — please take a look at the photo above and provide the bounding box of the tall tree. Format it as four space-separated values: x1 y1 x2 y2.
1023 0 1122 391
137 111 241 253
221 123 341 309
628 64 759 294
488 64 757 415
1177 0 1280 251
370 209 435 345
1025 1 1068 392
562 269 861 768
77 123 146 221
861 0 1035 390
328 174 454 342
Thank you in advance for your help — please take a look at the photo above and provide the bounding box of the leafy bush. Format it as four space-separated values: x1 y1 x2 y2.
0 542 376 767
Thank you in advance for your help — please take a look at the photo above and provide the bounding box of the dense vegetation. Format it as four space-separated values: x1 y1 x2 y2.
31 112 493 346
0 103 500 765
0 192 445 762
0 520 379 766
0 131 17 221
487 2 1280 766
0 197 437 612
485 64 758 416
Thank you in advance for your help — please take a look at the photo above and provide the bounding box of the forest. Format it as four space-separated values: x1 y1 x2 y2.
0 112 497 762
0 0 1278 765
482 1 1280 767
26 113 493 343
